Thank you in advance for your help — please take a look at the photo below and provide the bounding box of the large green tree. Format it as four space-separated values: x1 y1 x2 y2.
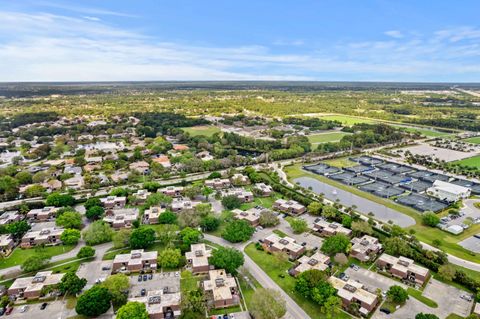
56 211 82 229
58 271 87 295
116 302 149 319
295 270 336 306
221 220 254 243
82 221 114 245
159 248 182 269
46 192 75 207
130 227 156 249
321 234 350 255
75 286 112 317
102 274 130 307
209 247 244 275
61 228 81 245
21 255 50 272
386 285 409 304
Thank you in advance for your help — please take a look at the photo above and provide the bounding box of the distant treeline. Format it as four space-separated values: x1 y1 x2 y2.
135 112 209 137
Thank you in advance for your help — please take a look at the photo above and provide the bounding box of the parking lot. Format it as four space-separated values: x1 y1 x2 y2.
345 268 406 293
129 271 180 298
423 279 474 318
76 260 113 289
399 143 477 162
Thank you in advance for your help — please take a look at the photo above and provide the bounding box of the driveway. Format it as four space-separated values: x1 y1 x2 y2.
76 260 113 289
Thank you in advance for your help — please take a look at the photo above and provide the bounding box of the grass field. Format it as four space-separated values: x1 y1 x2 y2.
395 126 451 138
244 243 351 319
181 125 220 137
463 136 480 144
0 245 75 269
453 155 480 169
284 164 480 264
307 132 351 144
323 156 357 168
319 115 374 126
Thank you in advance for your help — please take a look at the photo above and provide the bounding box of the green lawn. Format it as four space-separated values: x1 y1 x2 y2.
237 268 261 311
407 288 438 308
285 164 480 264
323 157 357 168
307 132 351 144
0 245 75 269
445 314 465 319
239 192 282 210
244 243 351 319
181 126 220 137
453 155 480 169
395 126 451 138
180 270 202 293
319 115 374 126
463 136 480 144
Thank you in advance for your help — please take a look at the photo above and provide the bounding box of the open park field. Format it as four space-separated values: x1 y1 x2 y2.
464 137 480 144
307 131 351 144
181 125 220 137
453 155 480 169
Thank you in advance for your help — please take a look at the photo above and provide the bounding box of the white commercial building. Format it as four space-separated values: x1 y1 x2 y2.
427 180 471 202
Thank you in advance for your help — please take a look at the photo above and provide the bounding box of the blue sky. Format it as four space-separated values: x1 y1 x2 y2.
0 0 479 82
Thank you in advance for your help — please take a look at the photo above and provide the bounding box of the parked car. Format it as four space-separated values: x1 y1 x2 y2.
143 274 147 281
19 306 28 313
138 275 143 282
4 307 12 315
141 288 146 296
148 273 153 280
380 308 391 314
40 303 48 310
0 308 5 316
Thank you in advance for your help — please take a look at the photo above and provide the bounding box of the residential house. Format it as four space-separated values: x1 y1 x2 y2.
133 189 151 204
64 175 85 190
329 276 379 317
129 289 181 319
291 252 330 276
101 196 126 212
21 227 64 248
350 235 382 262
253 183 273 197
8 271 63 300
130 161 150 174
203 269 239 309
159 186 184 197
272 199 306 215
152 155 171 168
312 220 352 237
376 253 430 286
171 198 199 213
26 206 58 222
0 234 15 256
186 243 212 274
143 207 165 225
0 211 22 225
231 208 261 226
103 208 139 229
221 188 254 203
205 178 231 190
262 233 306 260
230 173 250 186
112 249 158 273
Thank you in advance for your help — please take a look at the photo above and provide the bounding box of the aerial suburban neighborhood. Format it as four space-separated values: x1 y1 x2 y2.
1 1 480 319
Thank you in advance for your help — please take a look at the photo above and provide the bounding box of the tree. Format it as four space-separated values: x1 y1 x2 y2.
221 220 254 243
58 271 87 295
221 195 242 210
422 212 440 227
117 302 149 319
82 221 114 245
15 171 32 185
61 228 81 245
250 288 287 319
102 274 129 307
56 211 82 229
110 187 128 197
351 220 373 236
158 211 177 224
178 227 202 251
21 255 50 272
77 246 95 259
85 205 104 220
209 247 244 275
130 227 156 249
184 185 201 199
322 295 342 319
84 197 102 210
0 176 19 201
307 202 323 215
46 192 75 207
386 285 409 304
295 270 336 306
145 193 172 208
5 221 30 239
259 210 279 227
415 314 439 319
194 203 212 217
75 286 112 317
113 229 132 248
286 217 308 234
438 264 456 281
159 248 182 269
202 186 214 200
322 205 338 219
321 234 350 255
24 184 46 198
200 215 220 231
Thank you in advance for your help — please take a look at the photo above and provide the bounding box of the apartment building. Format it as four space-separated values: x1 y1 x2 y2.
329 276 379 317
129 289 181 319
144 206 165 225
21 227 64 248
205 178 231 190
253 183 273 197
231 208 261 226
376 253 430 286
291 251 330 276
185 243 212 274
203 269 239 309
0 211 22 225
103 208 139 229
8 271 63 300
112 249 158 273
101 196 127 212
222 188 254 203
26 206 58 222
230 173 250 185
158 186 184 197
0 234 15 256
170 198 199 213
312 220 352 237
262 233 306 260
350 235 383 262
272 199 306 215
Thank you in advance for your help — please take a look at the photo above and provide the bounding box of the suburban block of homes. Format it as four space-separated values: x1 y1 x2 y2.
185 243 212 274
112 249 158 273
376 253 430 286
272 199 306 215
221 188 254 203
26 206 58 222
329 276 379 317
350 235 383 262
232 208 261 226
262 233 306 260
204 178 231 189
8 271 63 300
21 227 64 248
103 208 139 229
129 289 181 319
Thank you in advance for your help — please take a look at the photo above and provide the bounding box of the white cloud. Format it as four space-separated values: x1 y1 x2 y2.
384 30 404 38
0 10 479 82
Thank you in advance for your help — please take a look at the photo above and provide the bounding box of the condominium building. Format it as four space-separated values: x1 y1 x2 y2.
262 233 306 260
291 252 330 276
350 235 383 262
203 269 239 309
231 208 261 226
103 208 139 229
312 220 352 237
21 227 64 248
158 186 184 197
8 271 63 300
329 276 379 316
144 206 165 225
112 249 158 273
221 188 254 203
185 243 212 274
272 199 306 215
129 289 181 319
253 183 273 197
205 178 231 190
26 206 58 222
376 253 430 286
